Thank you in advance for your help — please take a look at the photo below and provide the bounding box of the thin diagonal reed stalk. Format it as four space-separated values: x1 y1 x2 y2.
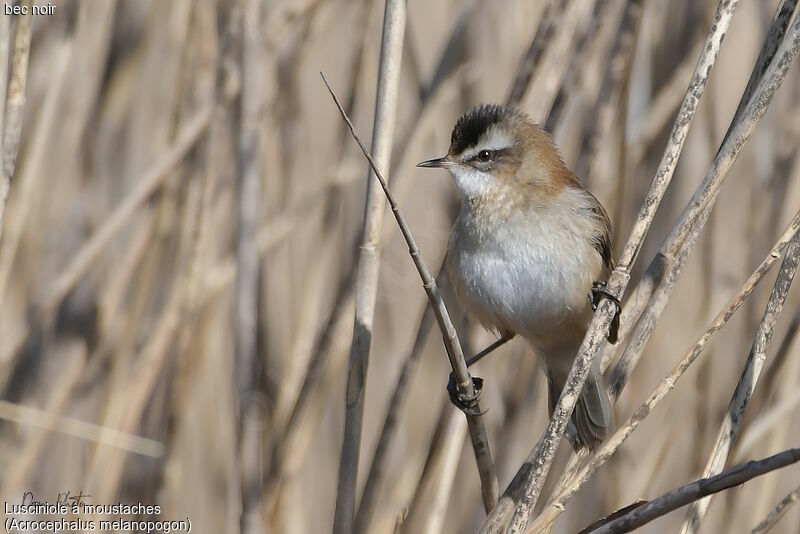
323 73 500 514
0 397 164 458
751 484 800 534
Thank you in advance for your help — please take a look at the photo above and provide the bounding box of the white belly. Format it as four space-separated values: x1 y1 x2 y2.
447 207 601 341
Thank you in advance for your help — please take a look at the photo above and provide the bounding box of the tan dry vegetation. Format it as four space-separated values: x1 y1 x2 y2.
0 1 799 533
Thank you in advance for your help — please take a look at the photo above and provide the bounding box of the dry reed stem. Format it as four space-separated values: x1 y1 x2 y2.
0 40 71 309
505 0 558 107
420 0 479 101
323 73 501 514
86 133 207 512
718 0 799 150
401 404 467 534
354 78 466 534
584 447 800 533
87 3 198 455
734 311 800 483
334 1 409 531
271 228 339 435
43 105 211 314
612 0 799 352
264 271 356 505
737 389 800 460
480 2 742 531
0 11 10 183
354 286 437 533
664 2 799 264
0 104 212 372
84 157 205 502
751 484 800 534
390 9 479 201
608 202 710 402
545 0 615 132
235 0 260 400
96 213 157 347
529 208 800 532
235 1 264 530
84 295 181 517
577 0 643 190
0 397 164 459
170 54 228 403
628 39 703 172
679 233 800 530
320 14 481 523
169 157 212 435
73 213 156 396
609 0 800 402
262 198 354 456
601 23 800 524
759 306 800 401
525 0 594 122
0 0 32 243
200 187 330 302
259 136 358 475
1 342 86 497
613 0 738 272
573 0 637 244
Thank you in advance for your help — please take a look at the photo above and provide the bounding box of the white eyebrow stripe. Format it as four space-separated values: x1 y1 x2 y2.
460 126 514 160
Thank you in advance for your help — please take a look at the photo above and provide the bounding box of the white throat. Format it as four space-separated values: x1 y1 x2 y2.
447 165 496 201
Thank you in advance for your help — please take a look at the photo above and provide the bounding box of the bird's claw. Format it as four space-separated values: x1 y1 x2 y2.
447 372 485 416
589 280 621 344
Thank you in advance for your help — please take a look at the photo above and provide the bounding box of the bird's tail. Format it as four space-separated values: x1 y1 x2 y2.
546 359 614 450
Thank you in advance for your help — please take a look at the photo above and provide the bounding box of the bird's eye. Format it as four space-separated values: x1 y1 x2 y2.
477 150 492 162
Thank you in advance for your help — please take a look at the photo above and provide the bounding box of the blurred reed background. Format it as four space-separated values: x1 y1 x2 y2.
0 0 799 533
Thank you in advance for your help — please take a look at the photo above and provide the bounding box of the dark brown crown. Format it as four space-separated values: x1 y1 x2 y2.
449 104 527 155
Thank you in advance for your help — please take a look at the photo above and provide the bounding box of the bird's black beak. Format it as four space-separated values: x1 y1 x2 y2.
417 156 451 169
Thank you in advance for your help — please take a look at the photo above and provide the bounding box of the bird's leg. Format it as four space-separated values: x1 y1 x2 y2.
465 334 515 367
590 280 621 344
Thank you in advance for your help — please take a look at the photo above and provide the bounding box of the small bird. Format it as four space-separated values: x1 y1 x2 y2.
418 104 619 449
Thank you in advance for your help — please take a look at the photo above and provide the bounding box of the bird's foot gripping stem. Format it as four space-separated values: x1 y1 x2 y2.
589 280 621 344
447 372 485 416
